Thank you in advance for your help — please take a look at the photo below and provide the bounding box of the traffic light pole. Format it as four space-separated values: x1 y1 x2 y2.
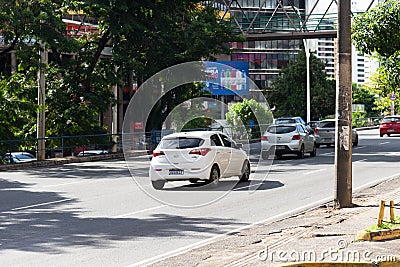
334 0 352 208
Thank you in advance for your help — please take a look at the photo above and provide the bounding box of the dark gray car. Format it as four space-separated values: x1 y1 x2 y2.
314 119 358 147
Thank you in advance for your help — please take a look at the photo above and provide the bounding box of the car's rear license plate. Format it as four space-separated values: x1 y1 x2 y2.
388 129 394 132
276 145 285 150
169 169 184 175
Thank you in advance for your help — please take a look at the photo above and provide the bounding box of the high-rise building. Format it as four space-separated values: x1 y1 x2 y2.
224 0 306 89
225 0 379 87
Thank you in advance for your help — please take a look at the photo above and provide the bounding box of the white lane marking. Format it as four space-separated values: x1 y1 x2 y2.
380 142 390 145
125 196 334 267
354 159 367 163
10 199 73 211
127 172 400 267
42 181 85 188
113 205 167 218
303 169 326 175
319 152 334 156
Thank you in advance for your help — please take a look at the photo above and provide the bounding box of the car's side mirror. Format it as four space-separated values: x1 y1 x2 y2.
235 143 243 149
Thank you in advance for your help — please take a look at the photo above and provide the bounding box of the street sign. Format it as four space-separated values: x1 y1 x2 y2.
390 93 397 101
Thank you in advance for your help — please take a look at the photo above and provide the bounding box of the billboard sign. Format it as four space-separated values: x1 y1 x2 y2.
204 61 249 96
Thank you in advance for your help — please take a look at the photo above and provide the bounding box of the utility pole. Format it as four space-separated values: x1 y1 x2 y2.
334 0 352 208
37 41 47 160
304 39 311 123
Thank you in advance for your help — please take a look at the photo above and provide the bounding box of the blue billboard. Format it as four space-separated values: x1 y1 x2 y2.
204 61 249 96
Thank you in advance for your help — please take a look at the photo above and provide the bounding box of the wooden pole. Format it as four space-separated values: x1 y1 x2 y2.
390 200 395 222
378 200 385 227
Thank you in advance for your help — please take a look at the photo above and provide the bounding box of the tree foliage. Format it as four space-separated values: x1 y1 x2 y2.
352 0 400 58
352 83 379 117
0 0 237 140
267 50 336 121
226 99 273 138
352 0 400 115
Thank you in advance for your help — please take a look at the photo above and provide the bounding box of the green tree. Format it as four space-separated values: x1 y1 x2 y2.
352 83 379 117
0 0 237 140
226 99 273 138
352 0 400 58
267 49 336 121
352 0 400 114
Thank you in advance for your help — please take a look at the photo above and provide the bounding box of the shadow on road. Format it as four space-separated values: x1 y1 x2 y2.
0 178 245 254
160 179 284 191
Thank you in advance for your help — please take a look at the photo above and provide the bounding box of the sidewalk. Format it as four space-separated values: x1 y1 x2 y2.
151 174 400 267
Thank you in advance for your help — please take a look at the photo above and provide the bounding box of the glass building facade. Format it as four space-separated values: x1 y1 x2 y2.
224 0 306 89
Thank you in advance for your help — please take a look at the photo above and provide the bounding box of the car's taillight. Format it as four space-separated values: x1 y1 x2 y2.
314 128 319 135
189 148 212 156
261 136 268 141
292 134 301 140
152 151 165 157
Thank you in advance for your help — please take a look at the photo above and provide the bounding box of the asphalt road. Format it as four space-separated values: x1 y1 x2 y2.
1 129 399 266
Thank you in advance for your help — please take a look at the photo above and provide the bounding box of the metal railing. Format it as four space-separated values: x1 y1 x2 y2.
0 117 383 164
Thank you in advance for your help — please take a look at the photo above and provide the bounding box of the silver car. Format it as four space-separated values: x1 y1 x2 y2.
261 123 317 159
314 119 359 147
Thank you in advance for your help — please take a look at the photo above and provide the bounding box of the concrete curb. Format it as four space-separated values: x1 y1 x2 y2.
357 228 400 241
0 151 148 171
276 261 400 267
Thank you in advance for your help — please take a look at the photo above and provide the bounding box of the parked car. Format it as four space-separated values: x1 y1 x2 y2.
379 115 400 137
2 152 37 164
314 119 358 147
261 123 317 159
149 131 250 190
77 150 108 157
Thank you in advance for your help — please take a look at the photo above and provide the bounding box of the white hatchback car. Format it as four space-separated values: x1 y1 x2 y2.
149 131 250 190
261 123 317 159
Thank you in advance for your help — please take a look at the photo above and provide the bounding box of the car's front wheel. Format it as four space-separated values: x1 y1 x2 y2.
239 161 250 182
310 144 317 157
152 180 165 190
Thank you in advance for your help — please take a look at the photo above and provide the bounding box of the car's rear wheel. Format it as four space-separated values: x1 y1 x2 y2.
189 179 199 183
239 161 250 182
261 151 270 160
310 144 317 157
380 134 383 137
208 165 220 187
297 145 305 159
152 180 165 190
353 135 359 146
388 134 391 137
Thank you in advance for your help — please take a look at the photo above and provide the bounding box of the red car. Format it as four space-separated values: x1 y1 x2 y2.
380 115 400 137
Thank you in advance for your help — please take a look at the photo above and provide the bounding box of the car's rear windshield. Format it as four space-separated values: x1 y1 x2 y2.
267 126 296 134
275 119 296 124
318 121 335 128
159 137 205 149
382 117 400 122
